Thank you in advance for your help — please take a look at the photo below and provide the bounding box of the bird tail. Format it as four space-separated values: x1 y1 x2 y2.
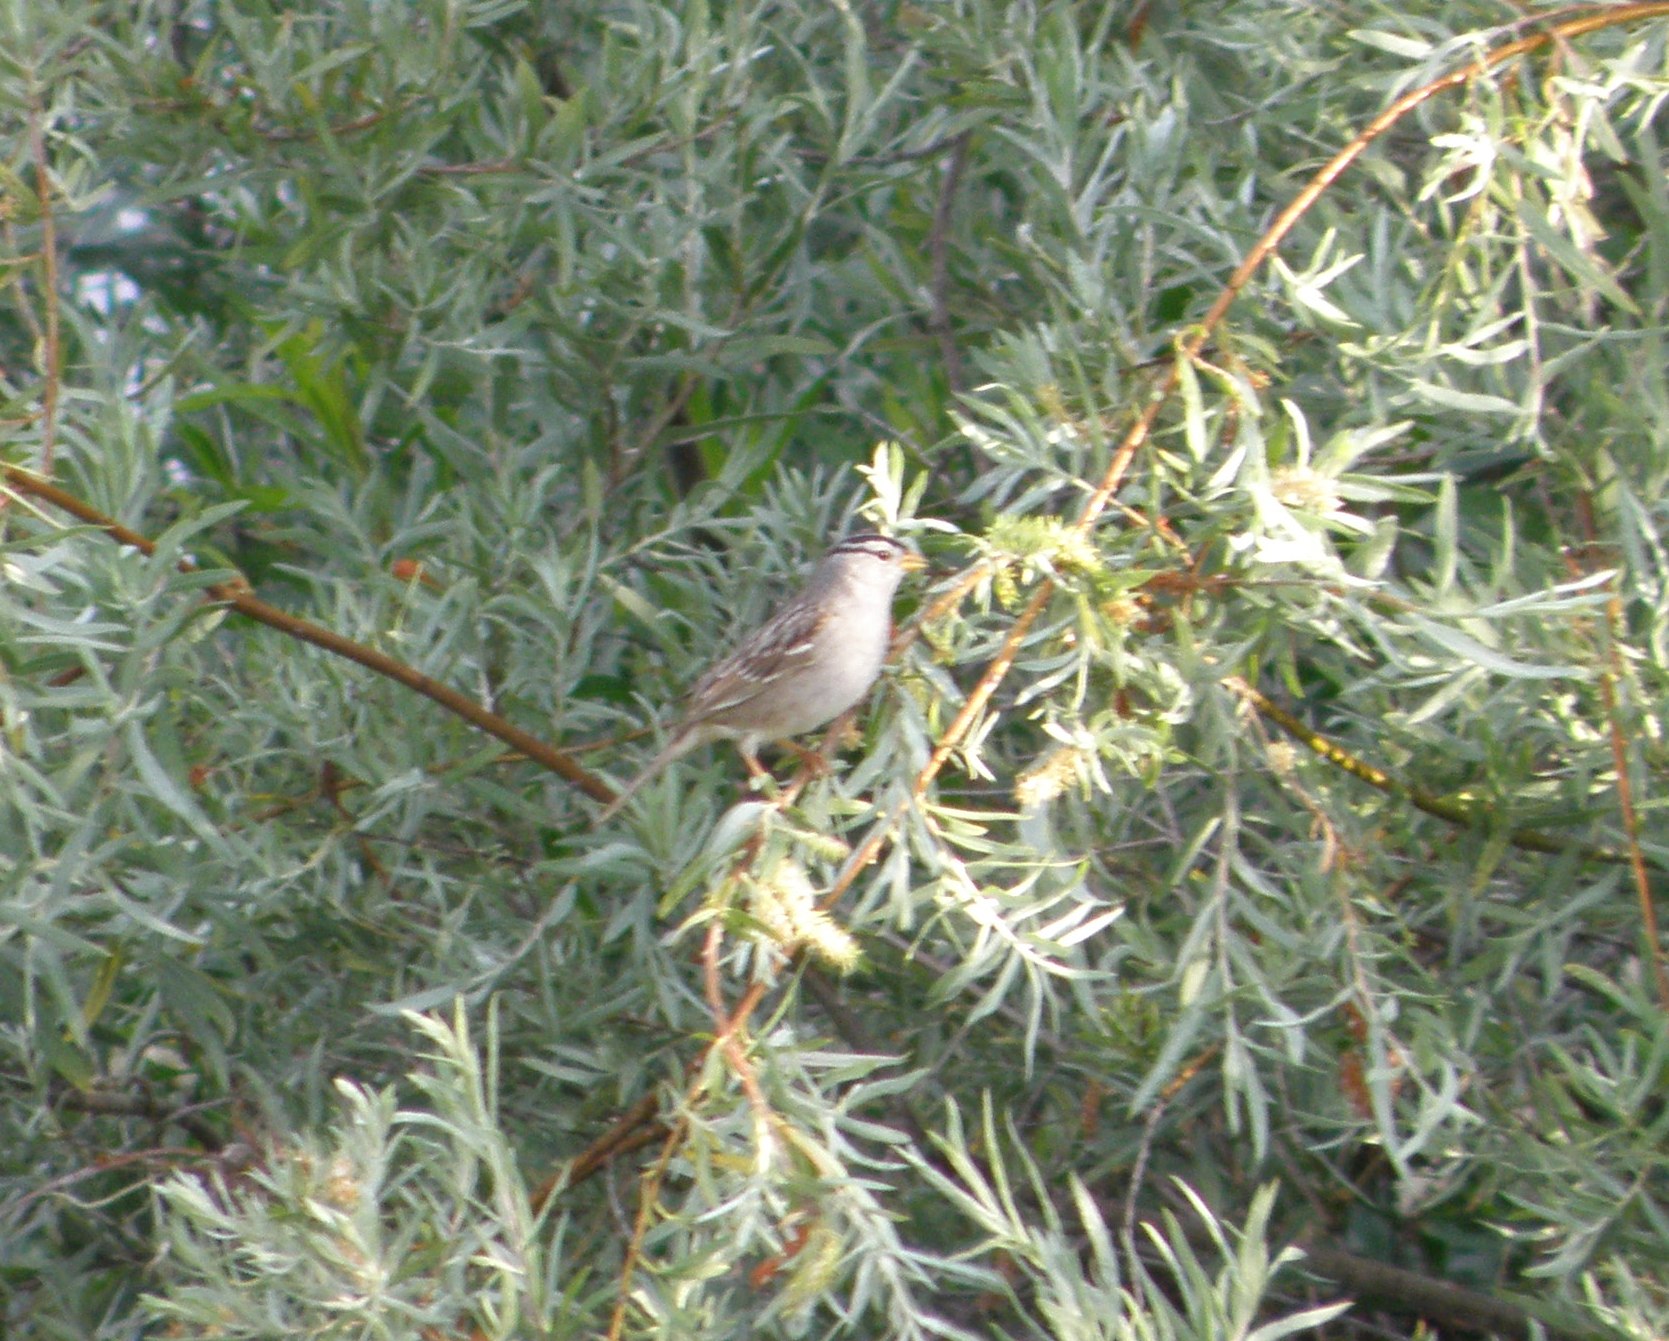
593 735 690 824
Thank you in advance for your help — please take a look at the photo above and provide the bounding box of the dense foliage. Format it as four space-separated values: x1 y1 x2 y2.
3 2 1667 1337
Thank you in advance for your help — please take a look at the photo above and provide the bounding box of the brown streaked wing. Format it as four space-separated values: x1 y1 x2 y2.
682 598 822 724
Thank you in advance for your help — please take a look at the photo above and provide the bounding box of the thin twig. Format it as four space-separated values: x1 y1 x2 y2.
701 920 776 1132
820 582 1052 912
530 1092 667 1212
606 1112 688 1341
1123 1046 1219 1238
27 83 60 473
796 131 970 167
1229 677 1637 869
54 1086 228 1154
927 131 972 394
605 973 771 1341
1598 586 1669 1010
5 1147 218 1216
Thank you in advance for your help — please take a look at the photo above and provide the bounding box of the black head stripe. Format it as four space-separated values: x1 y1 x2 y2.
830 533 904 560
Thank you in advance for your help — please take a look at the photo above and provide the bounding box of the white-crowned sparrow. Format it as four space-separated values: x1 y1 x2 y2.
596 533 926 821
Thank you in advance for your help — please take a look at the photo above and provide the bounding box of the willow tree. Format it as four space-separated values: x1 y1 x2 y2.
2 3 1666 1339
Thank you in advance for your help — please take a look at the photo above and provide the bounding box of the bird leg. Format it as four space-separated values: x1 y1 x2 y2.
735 742 787 804
781 740 832 777
737 742 769 778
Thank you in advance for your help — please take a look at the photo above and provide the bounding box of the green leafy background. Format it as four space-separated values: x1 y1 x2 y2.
2 2 1666 1338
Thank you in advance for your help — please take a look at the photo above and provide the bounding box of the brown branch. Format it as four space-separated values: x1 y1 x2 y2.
1078 7 1669 546
55 1086 228 1154
819 580 1053 913
528 1092 667 1212
1178 3 1669 408
605 973 770 1341
1295 1239 1624 1341
1118 1181 1626 1341
420 157 522 176
261 104 398 143
606 1113 687 1341
6 1146 222 1216
1229 677 1637 869
701 919 775 1130
0 463 616 803
1598 587 1669 1010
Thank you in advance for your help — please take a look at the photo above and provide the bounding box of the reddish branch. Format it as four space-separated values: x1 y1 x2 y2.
0 463 615 802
